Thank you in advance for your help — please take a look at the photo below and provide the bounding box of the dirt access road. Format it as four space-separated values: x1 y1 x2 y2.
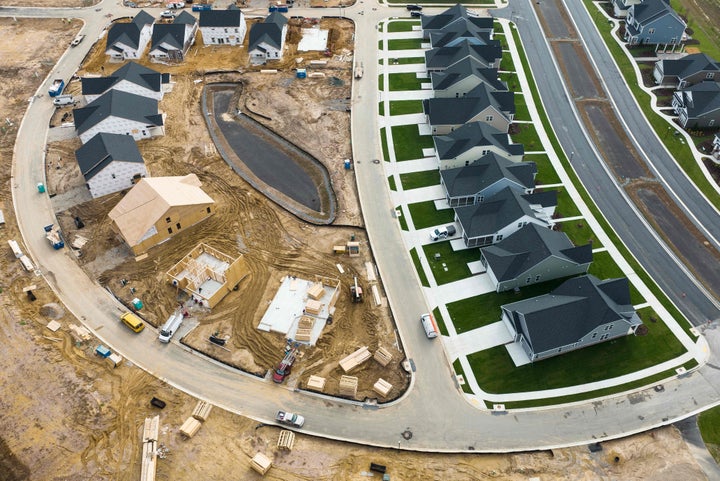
0 8 712 481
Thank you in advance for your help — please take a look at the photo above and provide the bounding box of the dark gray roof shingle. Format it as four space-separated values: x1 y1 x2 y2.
73 90 162 135
81 61 166 96
74 132 144 181
199 8 243 27
431 57 507 92
249 12 288 52
434 121 524 160
424 83 515 125
440 152 536 198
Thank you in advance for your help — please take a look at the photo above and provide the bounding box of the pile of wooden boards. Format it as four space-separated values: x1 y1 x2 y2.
295 315 315 343
306 375 326 392
339 346 371 373
339 375 358 397
180 400 213 438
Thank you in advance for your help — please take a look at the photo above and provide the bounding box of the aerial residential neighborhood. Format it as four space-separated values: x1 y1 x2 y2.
2 0 720 479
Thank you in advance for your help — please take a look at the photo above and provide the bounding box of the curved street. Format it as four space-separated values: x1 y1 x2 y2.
4 0 720 453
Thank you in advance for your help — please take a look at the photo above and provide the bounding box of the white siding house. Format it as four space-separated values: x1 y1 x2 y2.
82 62 170 103
75 133 148 198
248 12 288 64
106 10 154 61
199 7 247 46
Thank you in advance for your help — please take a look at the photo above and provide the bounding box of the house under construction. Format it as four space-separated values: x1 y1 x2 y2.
166 243 250 308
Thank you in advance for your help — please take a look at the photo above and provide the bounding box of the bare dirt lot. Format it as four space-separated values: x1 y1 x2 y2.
0 10 713 481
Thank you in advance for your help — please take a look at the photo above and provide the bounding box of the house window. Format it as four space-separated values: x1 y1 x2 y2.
496 234 503 242
481 150 489 156
592 332 597 339
517 222 523 228
706 72 715 79
478 196 484 203
111 173 116 179
176 223 181 230
526 277 531 284
206 207 211 213
224 28 228 33
465 161 470 166
485 115 494 122
535 275 540 281
166 217 171 223
167 227 173 234
648 28 655 34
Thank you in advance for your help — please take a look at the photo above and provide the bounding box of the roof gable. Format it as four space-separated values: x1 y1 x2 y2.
73 90 160 134
82 61 164 96
440 152 536 197
74 132 144 181
108 174 214 246
434 121 524 160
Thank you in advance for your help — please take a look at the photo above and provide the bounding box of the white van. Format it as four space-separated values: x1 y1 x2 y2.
158 311 183 343
420 313 438 339
52 95 76 107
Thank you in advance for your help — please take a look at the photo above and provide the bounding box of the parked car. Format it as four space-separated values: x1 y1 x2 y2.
276 410 305 428
429 224 456 241
167 1 185 8
123 0 137 6
406 4 422 11
70 34 85 47
160 10 176 18
410 11 422 17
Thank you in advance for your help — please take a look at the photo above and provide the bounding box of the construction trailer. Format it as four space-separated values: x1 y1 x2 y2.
166 243 250 308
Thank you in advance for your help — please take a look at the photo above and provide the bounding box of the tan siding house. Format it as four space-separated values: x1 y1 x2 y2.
108 174 215 255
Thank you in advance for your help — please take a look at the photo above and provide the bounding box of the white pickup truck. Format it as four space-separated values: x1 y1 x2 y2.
429 224 456 241
276 410 305 428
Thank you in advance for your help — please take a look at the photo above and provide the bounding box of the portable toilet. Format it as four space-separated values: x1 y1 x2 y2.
296 69 307 79
344 159 351 170
132 298 143 310
37 183 45 193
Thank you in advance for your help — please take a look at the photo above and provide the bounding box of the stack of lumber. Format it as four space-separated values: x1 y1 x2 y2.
306 375 326 392
192 400 213 422
339 375 358 397
339 346 371 373
250 452 273 475
373 378 393 397
373 347 393 366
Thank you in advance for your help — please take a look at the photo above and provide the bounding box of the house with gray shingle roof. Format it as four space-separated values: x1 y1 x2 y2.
501 274 642 362
149 11 198 62
653 53 720 88
672 81 720 129
424 82 515 134
453 187 556 247
248 12 288 64
431 57 507 98
421 4 493 40
75 132 148 198
434 121 524 170
73 89 164 144
106 10 154 61
199 5 247 46
481 223 593 292
425 39 502 73
81 61 170 103
429 21 495 49
440 153 536 207
624 0 685 46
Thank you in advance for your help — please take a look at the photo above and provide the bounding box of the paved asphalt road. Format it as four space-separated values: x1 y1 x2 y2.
4 0 720 453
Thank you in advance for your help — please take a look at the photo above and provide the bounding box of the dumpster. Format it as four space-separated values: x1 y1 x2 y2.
95 345 111 358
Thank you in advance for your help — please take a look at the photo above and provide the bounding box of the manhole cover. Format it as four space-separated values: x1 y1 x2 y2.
401 429 412 440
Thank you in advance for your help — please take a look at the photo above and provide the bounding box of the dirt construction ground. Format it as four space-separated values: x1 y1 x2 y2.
0 9 714 481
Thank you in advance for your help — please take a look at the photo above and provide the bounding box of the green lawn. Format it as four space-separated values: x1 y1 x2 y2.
399 169 439 190
396 205 408 231
388 175 396 191
498 72 520 92
513 93 531 121
387 21 419 33
409 247 430 287
388 38 423 51
386 57 427 65
380 127 390 162
391 124 434 161
388 72 427 91
588 251 644 304
495 32 509 51
489 359 697 409
453 359 473 394
433 307 449 336
422 242 483 285
446 276 572 334
699 405 720 464
468 306 687 394
510 123 543 151
390 100 424 116
378 73 384 92
378 102 384 116
554 187 582 218
407 200 454 229
523 154 560 184
499 53 516 73
554 218 603 248
670 0 720 60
